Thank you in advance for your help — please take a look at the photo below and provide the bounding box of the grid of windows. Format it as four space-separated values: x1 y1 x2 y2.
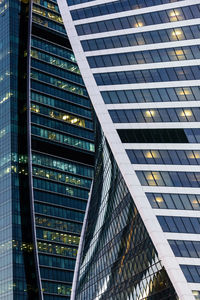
35 215 82 234
31 91 92 118
31 38 76 63
169 240 200 258
110 107 200 123
31 125 94 152
181 265 200 283
32 14 65 33
32 152 93 178
101 86 200 104
31 59 83 85
0 0 41 297
31 81 90 107
39 254 75 269
31 49 80 74
88 44 200 68
34 190 87 210
158 216 200 233
59 0 200 298
33 4 63 24
71 0 182 20
35 202 85 222
118 128 200 143
31 1 94 298
40 267 73 282
33 166 92 188
31 114 93 140
67 0 95 5
42 280 71 296
81 24 200 51
76 5 199 36
95 65 200 86
127 149 200 165
36 228 80 245
33 177 89 199
74 128 177 299
31 102 93 129
137 171 200 187
147 192 200 210
33 0 60 13
0 0 14 293
31 70 87 96
38 241 78 258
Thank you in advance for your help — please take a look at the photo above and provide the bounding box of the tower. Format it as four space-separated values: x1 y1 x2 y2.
0 0 94 299
58 0 200 299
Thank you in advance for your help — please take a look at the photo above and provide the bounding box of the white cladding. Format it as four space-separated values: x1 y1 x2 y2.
58 1 200 299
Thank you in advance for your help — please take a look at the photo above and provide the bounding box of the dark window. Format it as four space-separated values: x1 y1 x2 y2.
117 129 189 143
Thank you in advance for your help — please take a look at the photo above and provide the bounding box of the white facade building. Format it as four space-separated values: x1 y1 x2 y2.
58 1 200 299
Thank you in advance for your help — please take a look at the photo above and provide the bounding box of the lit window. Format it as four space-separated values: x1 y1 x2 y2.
180 110 192 117
155 197 163 203
172 30 183 37
135 22 144 28
145 110 155 117
169 10 180 17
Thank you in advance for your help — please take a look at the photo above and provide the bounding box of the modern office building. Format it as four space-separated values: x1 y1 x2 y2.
0 0 94 299
58 0 200 299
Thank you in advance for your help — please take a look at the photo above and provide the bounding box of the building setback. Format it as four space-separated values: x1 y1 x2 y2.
58 0 200 299
0 0 94 299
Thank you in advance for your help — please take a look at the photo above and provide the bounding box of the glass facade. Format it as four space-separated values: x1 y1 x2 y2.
71 0 183 20
81 24 200 52
75 5 200 36
87 44 200 68
0 0 40 298
0 0 94 299
58 0 200 298
30 0 94 299
101 86 200 104
74 127 177 299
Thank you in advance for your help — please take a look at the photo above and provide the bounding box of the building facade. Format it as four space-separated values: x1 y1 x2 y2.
0 0 94 299
58 0 200 299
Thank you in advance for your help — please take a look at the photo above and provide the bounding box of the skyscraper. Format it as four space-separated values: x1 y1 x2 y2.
0 0 94 299
58 0 200 299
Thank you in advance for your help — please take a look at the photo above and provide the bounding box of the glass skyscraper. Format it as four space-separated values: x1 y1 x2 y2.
58 0 200 299
0 0 94 299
